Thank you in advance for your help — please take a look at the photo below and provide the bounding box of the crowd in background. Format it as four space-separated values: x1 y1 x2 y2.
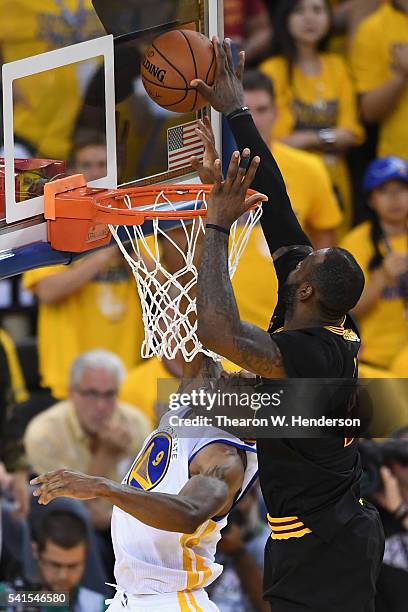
0 1 408 611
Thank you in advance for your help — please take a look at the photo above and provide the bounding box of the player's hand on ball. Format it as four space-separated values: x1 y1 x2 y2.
207 149 267 229
190 37 245 115
190 116 219 184
30 469 100 505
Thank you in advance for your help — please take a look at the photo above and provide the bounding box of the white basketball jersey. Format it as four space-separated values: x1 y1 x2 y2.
111 406 258 595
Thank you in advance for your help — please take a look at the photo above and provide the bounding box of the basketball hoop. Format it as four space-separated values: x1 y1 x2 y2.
44 174 263 360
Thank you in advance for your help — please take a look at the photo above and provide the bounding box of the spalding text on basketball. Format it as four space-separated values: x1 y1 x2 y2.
142 57 167 83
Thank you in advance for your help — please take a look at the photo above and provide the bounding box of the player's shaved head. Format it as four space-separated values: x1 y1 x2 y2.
306 248 365 318
283 247 365 322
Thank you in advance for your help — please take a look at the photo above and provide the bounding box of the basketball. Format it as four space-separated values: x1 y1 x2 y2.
141 29 215 113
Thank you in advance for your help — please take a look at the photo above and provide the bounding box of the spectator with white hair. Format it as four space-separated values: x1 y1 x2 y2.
24 349 151 574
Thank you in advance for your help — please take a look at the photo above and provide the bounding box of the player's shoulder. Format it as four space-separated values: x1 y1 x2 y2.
274 324 359 369
323 324 360 345
272 327 341 370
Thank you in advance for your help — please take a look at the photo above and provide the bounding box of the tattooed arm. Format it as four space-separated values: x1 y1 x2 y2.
31 443 245 533
178 354 223 394
197 152 286 378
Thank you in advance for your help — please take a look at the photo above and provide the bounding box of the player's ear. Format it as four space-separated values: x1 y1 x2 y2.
298 282 313 301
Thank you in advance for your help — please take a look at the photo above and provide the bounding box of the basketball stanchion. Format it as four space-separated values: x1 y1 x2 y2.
44 174 263 361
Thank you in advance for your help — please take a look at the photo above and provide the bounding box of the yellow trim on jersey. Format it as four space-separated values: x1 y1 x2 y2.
180 521 216 590
267 514 299 523
270 521 305 531
274 321 359 342
271 528 312 540
324 326 359 342
267 514 312 540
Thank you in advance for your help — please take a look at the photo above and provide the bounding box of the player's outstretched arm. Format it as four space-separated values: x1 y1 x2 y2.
190 37 311 255
196 151 286 378
30 444 245 534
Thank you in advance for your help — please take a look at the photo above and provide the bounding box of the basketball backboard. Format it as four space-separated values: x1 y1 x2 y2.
0 0 224 278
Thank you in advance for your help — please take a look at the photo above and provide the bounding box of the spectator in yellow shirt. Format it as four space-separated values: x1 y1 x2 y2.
0 0 104 159
260 0 364 230
349 0 408 160
224 69 343 330
341 156 408 370
23 246 145 400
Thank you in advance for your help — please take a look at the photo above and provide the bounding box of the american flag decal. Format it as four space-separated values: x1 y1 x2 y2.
167 120 204 171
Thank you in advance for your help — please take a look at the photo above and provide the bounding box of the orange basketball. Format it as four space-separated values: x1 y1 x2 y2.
141 29 215 113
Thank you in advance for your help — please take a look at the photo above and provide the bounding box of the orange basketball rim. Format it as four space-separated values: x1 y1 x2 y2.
44 174 259 252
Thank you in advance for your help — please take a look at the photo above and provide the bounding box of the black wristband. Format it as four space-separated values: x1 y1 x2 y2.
206 223 230 236
226 107 250 121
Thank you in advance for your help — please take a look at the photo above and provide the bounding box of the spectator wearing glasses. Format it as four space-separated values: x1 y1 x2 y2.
24 350 150 538
0 509 106 612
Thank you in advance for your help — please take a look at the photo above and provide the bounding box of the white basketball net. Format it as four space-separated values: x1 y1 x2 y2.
109 189 263 361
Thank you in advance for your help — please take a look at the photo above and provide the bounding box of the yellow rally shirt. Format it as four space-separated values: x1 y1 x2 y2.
341 221 408 368
350 3 408 159
260 53 363 228
231 142 342 331
260 53 363 144
0 0 103 159
24 262 145 399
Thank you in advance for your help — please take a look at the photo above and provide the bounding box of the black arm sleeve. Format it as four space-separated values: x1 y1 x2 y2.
227 113 312 256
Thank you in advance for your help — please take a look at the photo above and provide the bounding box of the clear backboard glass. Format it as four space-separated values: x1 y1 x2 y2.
0 0 223 277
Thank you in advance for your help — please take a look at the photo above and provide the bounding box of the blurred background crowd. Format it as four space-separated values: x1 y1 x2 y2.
0 0 407 610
